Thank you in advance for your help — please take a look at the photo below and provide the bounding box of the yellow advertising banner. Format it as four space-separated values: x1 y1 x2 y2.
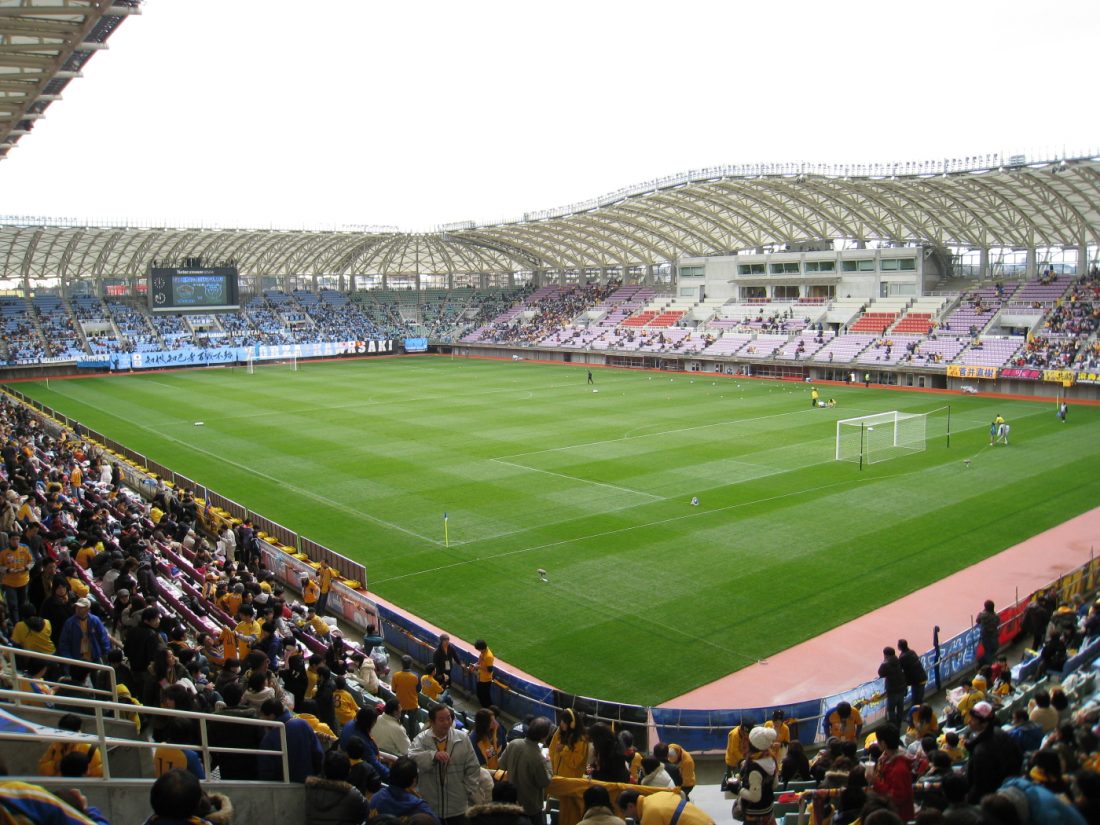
1043 370 1075 385
947 365 998 379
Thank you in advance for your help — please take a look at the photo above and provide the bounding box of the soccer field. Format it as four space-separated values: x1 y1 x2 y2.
11 357 1100 706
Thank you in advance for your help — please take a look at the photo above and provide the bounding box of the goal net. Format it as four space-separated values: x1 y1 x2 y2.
245 353 297 373
836 411 927 465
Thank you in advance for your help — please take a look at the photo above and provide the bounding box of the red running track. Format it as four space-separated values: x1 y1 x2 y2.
659 506 1100 709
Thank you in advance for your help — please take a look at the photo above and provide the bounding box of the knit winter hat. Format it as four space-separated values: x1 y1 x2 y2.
749 726 777 751
970 701 995 721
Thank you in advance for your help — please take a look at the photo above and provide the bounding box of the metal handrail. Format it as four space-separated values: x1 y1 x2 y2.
0 644 116 701
0 687 290 783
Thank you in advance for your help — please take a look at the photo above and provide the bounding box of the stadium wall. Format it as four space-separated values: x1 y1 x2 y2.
445 345 1100 401
24 778 305 825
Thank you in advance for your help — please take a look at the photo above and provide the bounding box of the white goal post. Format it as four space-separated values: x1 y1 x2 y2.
244 353 298 373
836 411 927 466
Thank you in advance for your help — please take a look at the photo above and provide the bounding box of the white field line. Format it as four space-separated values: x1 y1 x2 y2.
40 384 443 546
378 406 1044 561
488 458 664 501
496 406 824 461
41 378 1048 555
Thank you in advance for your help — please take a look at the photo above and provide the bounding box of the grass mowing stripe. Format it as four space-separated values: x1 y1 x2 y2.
11 358 1098 704
37 379 445 546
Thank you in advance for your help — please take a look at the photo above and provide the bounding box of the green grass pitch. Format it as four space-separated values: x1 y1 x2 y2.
11 357 1100 706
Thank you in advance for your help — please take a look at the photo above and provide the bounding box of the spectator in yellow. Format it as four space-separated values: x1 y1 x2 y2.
906 703 939 742
153 720 205 778
822 701 863 742
470 639 494 708
420 664 446 704
548 708 588 825
223 584 246 618
938 729 966 762
333 676 359 729
11 611 54 656
64 565 89 600
233 605 262 661
113 683 143 733
653 742 696 798
74 537 101 571
765 709 791 761
471 707 501 770
69 463 83 496
955 676 989 724
304 605 331 637
15 659 54 707
295 699 338 750
1 532 33 617
724 720 752 789
301 576 320 607
617 790 714 825
305 654 324 699
392 655 421 738
37 714 104 777
316 563 339 615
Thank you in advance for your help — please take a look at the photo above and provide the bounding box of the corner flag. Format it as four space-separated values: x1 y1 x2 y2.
443 512 449 547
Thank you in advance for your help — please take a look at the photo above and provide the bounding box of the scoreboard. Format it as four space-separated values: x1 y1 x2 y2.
148 267 240 312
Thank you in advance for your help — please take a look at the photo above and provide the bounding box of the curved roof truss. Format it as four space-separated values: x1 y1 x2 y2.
2 156 1099 281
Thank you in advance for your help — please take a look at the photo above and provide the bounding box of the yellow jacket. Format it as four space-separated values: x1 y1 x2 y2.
549 730 589 778
333 688 358 728
0 546 33 588
636 791 713 825
726 727 750 768
667 744 695 788
38 741 104 777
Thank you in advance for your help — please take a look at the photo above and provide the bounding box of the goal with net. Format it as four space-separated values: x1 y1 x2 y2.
835 411 928 466
245 353 298 374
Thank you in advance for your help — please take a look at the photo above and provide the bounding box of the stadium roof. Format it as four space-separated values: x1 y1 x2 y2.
3 152 1098 282
0 5 1097 283
0 0 140 161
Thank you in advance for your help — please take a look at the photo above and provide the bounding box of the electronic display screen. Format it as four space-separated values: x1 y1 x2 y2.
149 267 240 312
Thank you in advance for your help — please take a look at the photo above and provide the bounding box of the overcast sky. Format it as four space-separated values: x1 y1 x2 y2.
0 0 1097 231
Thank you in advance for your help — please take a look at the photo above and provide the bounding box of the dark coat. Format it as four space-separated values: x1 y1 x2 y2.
303 776 369 825
898 649 927 687
878 654 906 694
965 724 1022 803
467 802 534 825
258 710 323 783
208 705 263 780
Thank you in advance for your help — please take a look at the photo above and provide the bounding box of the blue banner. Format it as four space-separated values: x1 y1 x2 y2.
106 340 400 370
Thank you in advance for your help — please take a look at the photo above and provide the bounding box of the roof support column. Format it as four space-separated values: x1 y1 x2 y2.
1077 238 1088 275
979 247 989 280
1025 247 1037 279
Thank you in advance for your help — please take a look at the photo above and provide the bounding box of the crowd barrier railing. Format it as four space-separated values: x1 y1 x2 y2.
0 686 289 782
